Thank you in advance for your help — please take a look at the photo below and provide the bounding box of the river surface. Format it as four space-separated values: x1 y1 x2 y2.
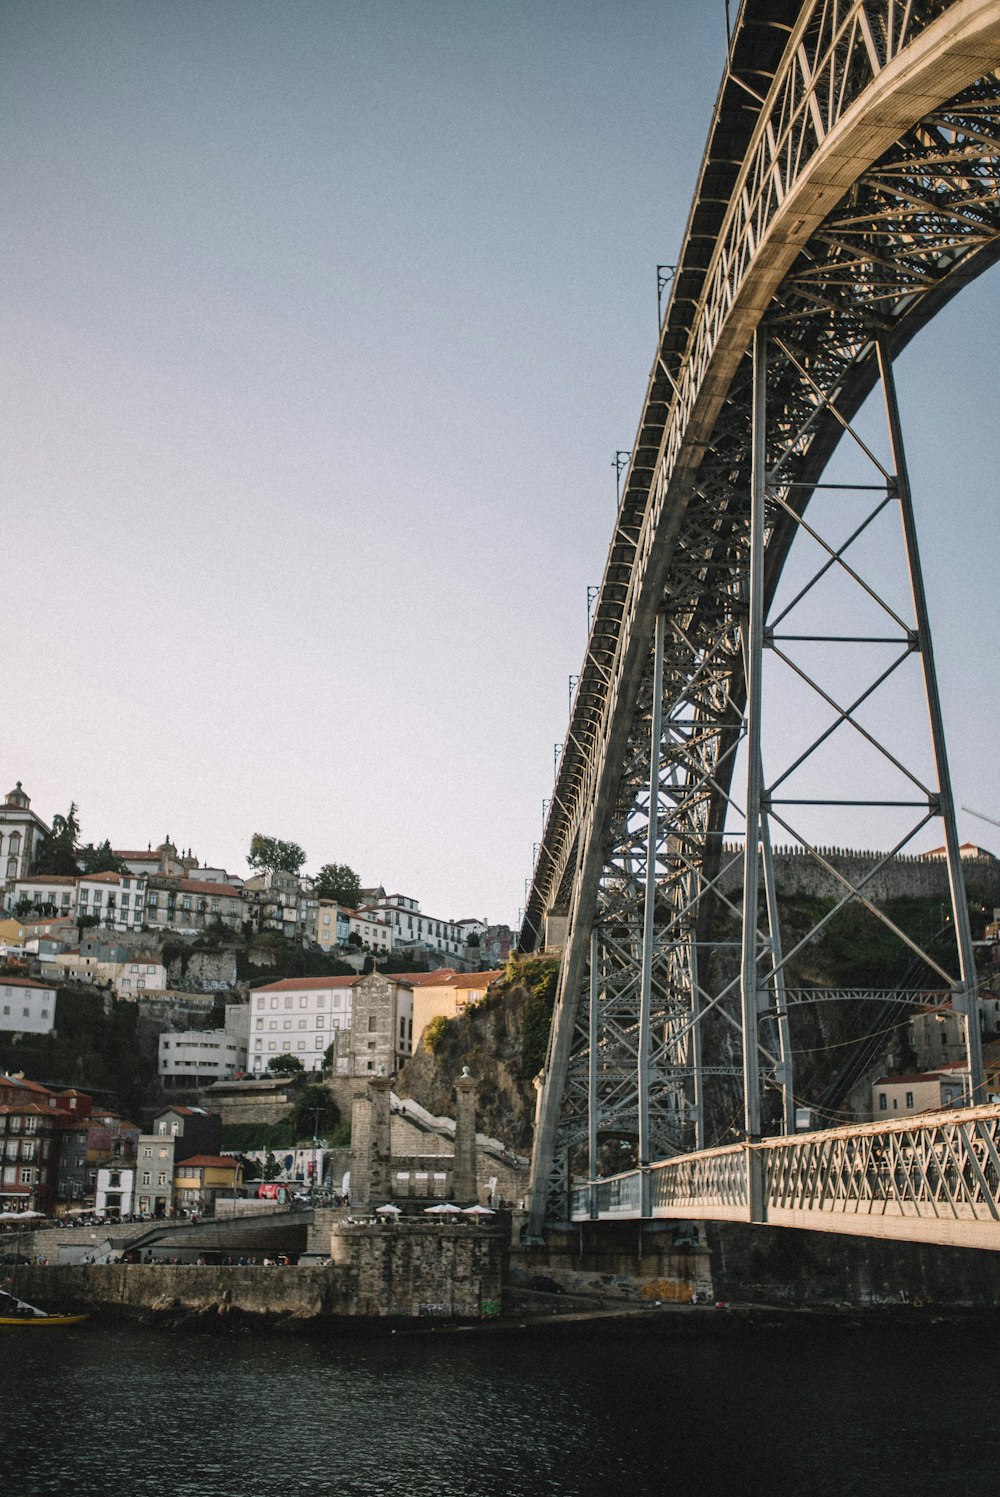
2 1314 997 1496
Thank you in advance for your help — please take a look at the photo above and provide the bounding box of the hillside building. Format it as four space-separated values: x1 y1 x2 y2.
0 783 50 900
247 971 414 1077
362 893 467 964
0 975 57 1037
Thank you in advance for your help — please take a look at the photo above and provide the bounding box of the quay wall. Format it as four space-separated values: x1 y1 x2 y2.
12 1263 339 1319
512 1218 1000 1309
511 1221 712 1303
11 1220 507 1322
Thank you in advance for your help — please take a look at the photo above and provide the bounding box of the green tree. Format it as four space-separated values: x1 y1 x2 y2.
78 839 128 875
262 1150 279 1181
266 1052 305 1077
247 833 306 875
288 1083 340 1142
31 803 80 876
313 862 362 906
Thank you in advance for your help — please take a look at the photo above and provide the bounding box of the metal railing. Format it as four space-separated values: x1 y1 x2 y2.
572 1103 1000 1249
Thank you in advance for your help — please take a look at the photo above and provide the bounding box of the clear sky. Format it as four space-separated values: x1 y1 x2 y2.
3 2 997 925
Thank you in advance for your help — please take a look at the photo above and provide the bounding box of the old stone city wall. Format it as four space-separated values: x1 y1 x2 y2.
715 847 1000 907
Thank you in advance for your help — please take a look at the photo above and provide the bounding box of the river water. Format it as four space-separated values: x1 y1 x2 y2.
2 1315 997 1496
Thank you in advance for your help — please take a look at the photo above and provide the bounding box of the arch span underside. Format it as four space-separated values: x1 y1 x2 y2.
524 0 1000 1236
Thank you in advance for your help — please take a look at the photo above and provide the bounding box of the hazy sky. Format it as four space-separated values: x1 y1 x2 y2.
4 3 997 924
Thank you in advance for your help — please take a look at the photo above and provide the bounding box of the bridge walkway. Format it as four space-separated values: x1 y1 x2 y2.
572 1105 1000 1251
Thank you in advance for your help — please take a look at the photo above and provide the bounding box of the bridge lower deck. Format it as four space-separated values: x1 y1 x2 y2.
571 1105 1000 1251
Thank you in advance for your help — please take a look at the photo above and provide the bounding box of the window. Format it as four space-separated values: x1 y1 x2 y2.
142 1172 151 1186
905 1091 914 1108
878 1093 887 1110
157 1173 167 1187
368 1015 377 1032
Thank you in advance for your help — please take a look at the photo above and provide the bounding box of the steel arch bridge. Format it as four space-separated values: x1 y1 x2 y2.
520 0 1000 1246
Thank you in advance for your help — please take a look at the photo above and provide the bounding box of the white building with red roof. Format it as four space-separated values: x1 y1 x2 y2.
249 975 359 1076
248 971 418 1078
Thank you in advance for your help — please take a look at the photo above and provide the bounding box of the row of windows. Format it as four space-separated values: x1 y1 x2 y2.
256 1016 346 1032
1 1165 35 1184
255 993 348 1012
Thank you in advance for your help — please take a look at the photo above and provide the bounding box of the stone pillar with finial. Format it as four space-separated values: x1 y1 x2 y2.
453 1066 478 1204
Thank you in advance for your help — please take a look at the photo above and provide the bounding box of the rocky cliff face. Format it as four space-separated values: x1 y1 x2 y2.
395 956 558 1151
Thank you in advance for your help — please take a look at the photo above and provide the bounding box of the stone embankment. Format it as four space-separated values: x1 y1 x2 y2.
11 1218 508 1326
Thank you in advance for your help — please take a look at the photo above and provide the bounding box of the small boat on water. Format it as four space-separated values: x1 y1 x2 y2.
0 1289 88 1327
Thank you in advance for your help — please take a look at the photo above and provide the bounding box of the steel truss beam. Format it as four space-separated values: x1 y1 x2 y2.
524 0 1000 1237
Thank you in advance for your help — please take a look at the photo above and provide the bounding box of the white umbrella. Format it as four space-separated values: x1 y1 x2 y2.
462 1205 495 1215
375 1204 402 1215
18 1210 45 1219
424 1202 462 1214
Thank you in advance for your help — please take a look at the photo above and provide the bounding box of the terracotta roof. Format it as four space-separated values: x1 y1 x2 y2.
175 1155 239 1170
15 875 77 885
81 871 124 884
0 976 55 990
253 975 360 992
0 1075 54 1094
873 1067 968 1085
0 1103 69 1118
920 842 995 859
114 850 159 860
399 970 502 990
